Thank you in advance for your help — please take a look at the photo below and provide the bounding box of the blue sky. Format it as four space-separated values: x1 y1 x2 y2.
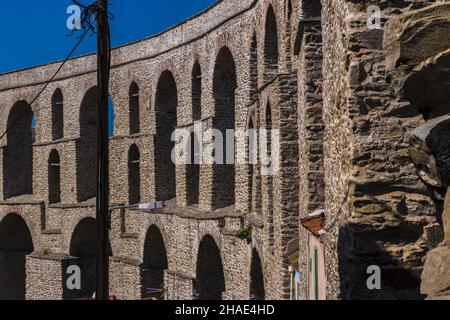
1 0 216 135
0 0 216 74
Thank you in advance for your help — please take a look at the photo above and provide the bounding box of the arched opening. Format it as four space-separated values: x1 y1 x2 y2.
128 144 141 205
129 82 140 135
213 47 236 209
249 249 265 300
141 225 168 300
302 1 322 18
195 235 225 300
250 33 259 100
264 5 279 81
187 132 200 206
3 101 34 200
69 218 96 298
248 117 256 211
76 87 98 202
155 71 177 201
0 213 33 300
265 103 275 248
67 218 101 299
285 0 294 64
192 61 202 122
295 0 322 56
52 89 64 141
287 0 293 20
48 149 61 204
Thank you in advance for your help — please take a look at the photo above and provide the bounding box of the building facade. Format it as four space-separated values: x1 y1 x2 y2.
0 0 449 300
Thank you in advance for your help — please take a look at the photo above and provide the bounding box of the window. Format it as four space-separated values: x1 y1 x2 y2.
52 89 64 141
264 6 279 81
129 82 140 135
48 150 61 204
128 144 141 205
192 61 202 122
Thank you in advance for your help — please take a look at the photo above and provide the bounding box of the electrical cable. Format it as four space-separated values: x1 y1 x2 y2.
0 28 90 142
0 0 114 143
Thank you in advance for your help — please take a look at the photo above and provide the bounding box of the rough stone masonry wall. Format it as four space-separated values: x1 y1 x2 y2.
320 0 354 300
0 0 446 301
295 0 326 298
0 0 301 300
320 0 448 300
382 2 450 299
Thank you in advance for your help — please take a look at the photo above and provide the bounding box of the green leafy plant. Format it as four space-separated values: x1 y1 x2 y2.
236 225 253 244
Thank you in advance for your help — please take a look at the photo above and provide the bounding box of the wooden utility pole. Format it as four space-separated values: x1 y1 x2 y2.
96 0 110 300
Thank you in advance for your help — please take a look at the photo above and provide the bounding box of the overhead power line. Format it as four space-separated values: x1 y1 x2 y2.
0 28 90 142
0 0 114 143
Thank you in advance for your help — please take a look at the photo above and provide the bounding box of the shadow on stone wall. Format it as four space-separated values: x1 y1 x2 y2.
337 219 428 300
194 235 225 300
65 217 112 300
141 225 168 300
0 213 34 300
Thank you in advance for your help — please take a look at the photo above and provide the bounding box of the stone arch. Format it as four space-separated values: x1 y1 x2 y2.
48 149 61 204
76 86 98 202
213 32 238 63
301 0 322 18
52 88 64 141
286 0 293 20
186 131 200 206
153 60 182 89
212 46 237 209
129 78 151 133
284 0 294 63
3 100 34 200
294 0 323 54
261 88 280 128
155 70 178 201
0 213 34 300
70 217 96 257
252 237 264 258
192 60 202 122
247 115 256 212
195 235 225 300
248 107 263 213
247 107 258 129
264 101 274 146
128 144 141 205
197 225 222 252
69 217 96 299
141 225 168 299
249 31 259 101
249 248 265 300
67 217 112 299
264 101 275 247
129 81 140 135
263 4 279 81
139 218 170 258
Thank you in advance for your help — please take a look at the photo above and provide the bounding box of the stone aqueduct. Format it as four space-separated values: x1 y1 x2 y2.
1 0 450 300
